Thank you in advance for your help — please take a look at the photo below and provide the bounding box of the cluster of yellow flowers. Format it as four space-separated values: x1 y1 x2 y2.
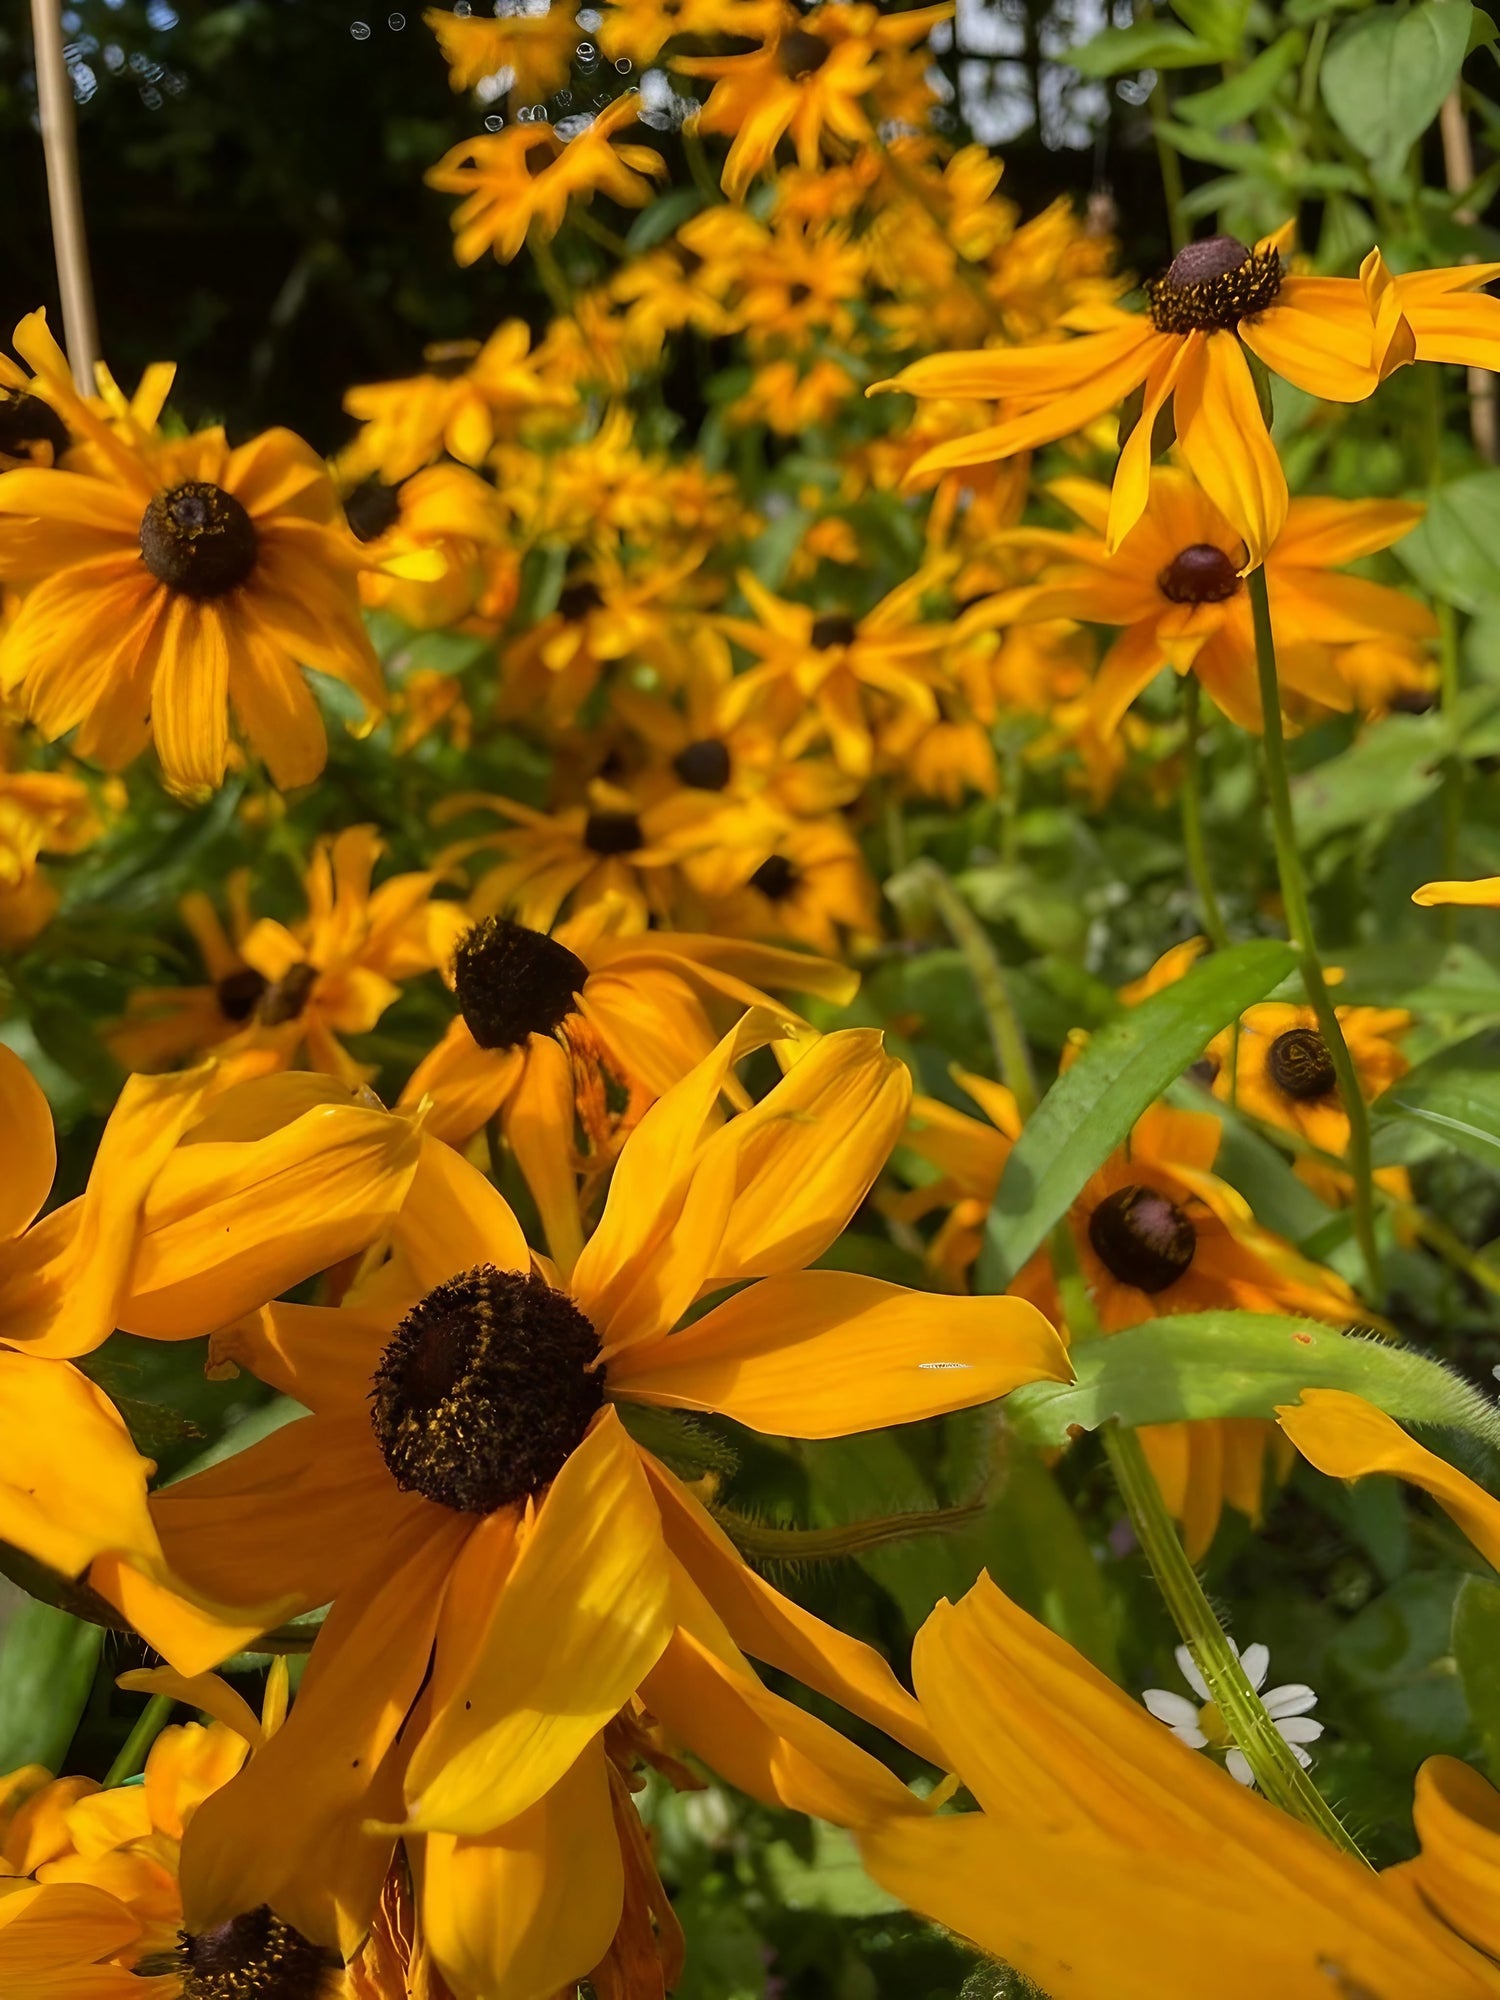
3 2 1500 1996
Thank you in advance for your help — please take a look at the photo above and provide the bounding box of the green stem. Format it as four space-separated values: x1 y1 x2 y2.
103 1694 174 1787
570 207 630 259
914 860 1037 1119
529 229 572 317
1180 675 1230 951
1104 1423 1370 1861
1149 80 1187 253
1248 567 1383 1302
1297 16 1330 117
681 123 720 201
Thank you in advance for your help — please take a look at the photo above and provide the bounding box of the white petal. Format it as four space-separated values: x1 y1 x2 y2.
1225 1749 1255 1787
1291 1744 1314 1769
1276 1716 1325 1746
1174 1643 1210 1702
1143 1689 1202 1731
1239 1642 1270 1692
1262 1682 1318 1719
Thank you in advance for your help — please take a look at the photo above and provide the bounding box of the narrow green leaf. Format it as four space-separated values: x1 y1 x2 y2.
625 186 709 253
1395 468 1500 612
0 1598 104 1772
1375 1031 1500 1172
1062 21 1216 77
1453 1575 1500 1786
1174 30 1307 127
978 939 1297 1288
1005 1311 1500 1452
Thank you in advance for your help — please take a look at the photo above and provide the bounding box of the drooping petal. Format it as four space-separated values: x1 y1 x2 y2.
388 1132 531 1296
1174 333 1288 569
503 1033 584 1277
1403 1756 1500 1962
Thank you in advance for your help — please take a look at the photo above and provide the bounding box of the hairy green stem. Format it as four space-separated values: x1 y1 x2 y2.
1104 1423 1370 1860
103 1694 174 1787
1248 567 1383 1302
913 860 1037 1119
1180 675 1230 951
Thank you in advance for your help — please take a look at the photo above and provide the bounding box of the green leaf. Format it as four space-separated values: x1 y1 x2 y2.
1395 468 1500 612
1005 1312 1500 1451
1062 21 1216 76
1322 2 1476 179
763 1824 904 1917
1288 712 1445 849
1174 30 1307 126
0 1598 104 1771
1170 0 1251 41
1453 1574 1500 1785
977 939 1297 1288
625 185 710 253
1375 1030 1500 1172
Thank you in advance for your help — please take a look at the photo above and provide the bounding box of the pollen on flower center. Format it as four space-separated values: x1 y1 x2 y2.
452 915 587 1050
215 965 269 1024
1267 1027 1337 1101
370 1264 604 1514
779 27 830 77
584 809 644 856
139 481 260 599
0 391 70 460
1157 543 1241 605
1146 232 1282 335
673 737 733 791
749 853 799 902
1088 1184 1196 1292
177 1906 332 2000
810 612 859 650
344 477 403 543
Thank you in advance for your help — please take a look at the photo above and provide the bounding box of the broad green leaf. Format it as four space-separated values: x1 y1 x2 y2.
1453 1575 1500 1786
1395 469 1500 612
978 938 1296 1288
0 1598 103 1772
1005 1311 1500 1451
1328 1572 1476 1774
763 1824 904 1917
1322 2 1477 179
1175 30 1307 126
1289 713 1445 849
1170 0 1252 44
1063 21 1216 76
1375 1030 1500 1172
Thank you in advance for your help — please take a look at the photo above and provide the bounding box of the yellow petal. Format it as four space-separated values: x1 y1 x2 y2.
1404 1756 1500 1961
0 1047 55 1242
503 1033 584 1277
115 1666 263 1749
0 1880 144 1989
1413 878 1500 909
418 1742 622 2000
403 1410 674 1837
1174 332 1288 570
0 1353 160 1578
611 1270 1068 1435
388 1132 530 1298
1276 1388 1500 1568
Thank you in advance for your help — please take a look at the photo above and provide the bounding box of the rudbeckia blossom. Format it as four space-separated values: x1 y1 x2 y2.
0 757 103 947
427 96 667 267
399 902 857 1269
132 1021 1067 1986
346 462 505 632
676 3 952 201
877 228 1500 566
424 3 578 102
693 811 882 956
114 826 468 1088
854 1575 1500 1999
0 314 384 799
984 469 1432 733
599 0 782 66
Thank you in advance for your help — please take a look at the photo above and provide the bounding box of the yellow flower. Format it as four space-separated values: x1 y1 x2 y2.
339 322 574 485
399 902 857 1268
598 0 783 66
424 2 578 100
0 358 70 473
132 1023 1067 1984
1332 634 1439 718
693 810 882 956
675 3 952 201
877 228 1500 567
114 827 468 1087
109 875 262 1072
1414 876 1500 909
0 313 383 798
427 95 666 267
0 756 103 947
346 462 506 631
855 1574 1500 1998
983 469 1432 733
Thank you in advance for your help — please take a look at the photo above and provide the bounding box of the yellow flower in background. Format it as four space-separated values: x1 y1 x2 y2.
339 322 574 486
424 2 578 101
108 875 262 1072
345 461 506 631
982 469 1431 734
1414 876 1500 909
599 0 783 66
877 228 1500 567
0 754 104 948
1332 633 1440 718
691 810 882 956
427 96 666 267
0 358 70 473
0 314 383 798
114 827 467 1087
676 3 952 200
134 1023 1065 1984
855 1575 1500 1999
400 902 856 1269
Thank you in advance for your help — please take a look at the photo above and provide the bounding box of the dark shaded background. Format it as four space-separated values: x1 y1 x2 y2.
0 1 1171 453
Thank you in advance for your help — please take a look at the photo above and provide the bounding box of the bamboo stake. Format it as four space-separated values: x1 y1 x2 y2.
29 0 100 392
1439 87 1497 465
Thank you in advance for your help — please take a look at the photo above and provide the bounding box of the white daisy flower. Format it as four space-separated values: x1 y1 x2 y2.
1142 1639 1323 1789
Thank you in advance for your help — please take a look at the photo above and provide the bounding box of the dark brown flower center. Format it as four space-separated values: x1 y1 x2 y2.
177 1906 332 2000
216 965 269 1024
1158 543 1241 605
344 477 403 543
672 737 732 791
370 1265 603 1514
1267 1027 1337 1101
258 962 318 1027
1088 1184 1196 1293
779 27 830 77
139 481 259 598
452 916 586 1050
558 578 605 621
0 391 70 462
1147 233 1282 335
749 853 799 902
584 810 644 857
810 612 858 650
